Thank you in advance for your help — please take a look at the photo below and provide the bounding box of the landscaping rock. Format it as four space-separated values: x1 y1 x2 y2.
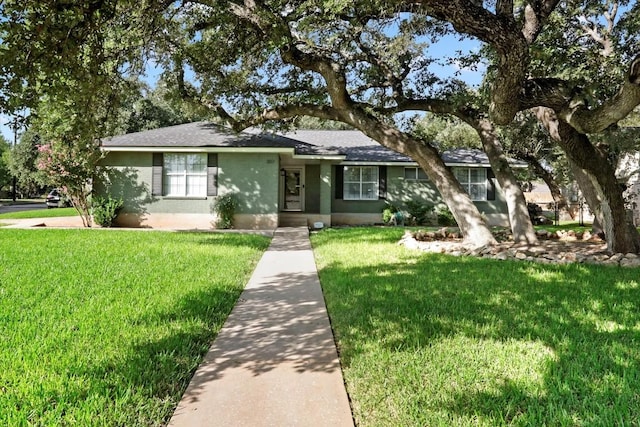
515 252 527 260
621 257 640 268
403 228 640 267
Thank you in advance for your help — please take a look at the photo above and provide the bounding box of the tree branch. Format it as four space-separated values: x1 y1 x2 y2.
521 0 561 43
399 0 562 124
496 0 513 18
521 55 640 133
280 44 353 109
374 97 458 116
354 36 406 100
213 102 343 132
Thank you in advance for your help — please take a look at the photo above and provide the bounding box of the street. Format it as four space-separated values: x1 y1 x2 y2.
0 202 47 214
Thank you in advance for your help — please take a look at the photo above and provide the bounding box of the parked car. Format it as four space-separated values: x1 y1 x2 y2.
46 189 70 208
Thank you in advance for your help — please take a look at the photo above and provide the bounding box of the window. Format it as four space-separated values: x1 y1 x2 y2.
344 166 379 200
163 153 207 197
404 167 428 181
453 167 487 201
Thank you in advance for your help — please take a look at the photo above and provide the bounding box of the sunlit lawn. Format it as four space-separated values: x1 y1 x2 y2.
0 229 270 426
312 227 640 426
0 207 79 219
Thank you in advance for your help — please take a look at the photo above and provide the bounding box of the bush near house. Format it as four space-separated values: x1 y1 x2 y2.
213 193 240 229
383 201 434 226
92 195 123 227
435 205 457 226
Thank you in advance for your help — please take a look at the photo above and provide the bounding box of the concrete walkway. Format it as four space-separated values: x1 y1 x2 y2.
169 227 354 427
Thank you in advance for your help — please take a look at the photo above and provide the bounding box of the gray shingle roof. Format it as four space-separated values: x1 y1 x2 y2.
102 122 341 156
278 130 409 162
102 121 522 166
278 130 504 165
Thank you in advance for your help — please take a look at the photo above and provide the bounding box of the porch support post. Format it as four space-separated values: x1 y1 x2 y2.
320 161 332 226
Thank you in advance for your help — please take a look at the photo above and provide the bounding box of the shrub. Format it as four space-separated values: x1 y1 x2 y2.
382 202 399 224
435 205 457 226
405 200 434 225
92 195 123 227
213 193 240 229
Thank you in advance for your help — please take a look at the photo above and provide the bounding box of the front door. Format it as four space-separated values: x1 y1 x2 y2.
281 168 304 211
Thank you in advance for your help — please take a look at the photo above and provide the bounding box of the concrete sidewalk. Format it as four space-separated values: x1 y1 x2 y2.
169 227 354 427
2 216 86 228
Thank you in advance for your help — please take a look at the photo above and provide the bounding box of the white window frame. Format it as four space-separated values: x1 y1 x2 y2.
404 167 429 181
454 167 487 201
343 166 379 200
163 153 208 197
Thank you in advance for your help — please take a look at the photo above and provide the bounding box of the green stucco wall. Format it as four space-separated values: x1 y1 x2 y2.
98 153 507 223
218 153 279 215
331 165 508 216
98 151 280 216
385 166 440 207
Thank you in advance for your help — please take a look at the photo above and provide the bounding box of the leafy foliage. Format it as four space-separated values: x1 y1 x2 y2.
0 136 11 190
382 202 399 224
113 79 206 135
6 129 45 197
435 204 457 226
405 200 434 226
33 98 103 228
383 200 433 226
92 195 124 227
413 113 481 151
213 193 240 229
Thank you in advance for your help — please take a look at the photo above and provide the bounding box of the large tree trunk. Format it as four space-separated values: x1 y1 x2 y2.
346 110 497 248
469 118 538 244
536 108 640 253
566 158 606 236
557 126 640 252
559 130 640 253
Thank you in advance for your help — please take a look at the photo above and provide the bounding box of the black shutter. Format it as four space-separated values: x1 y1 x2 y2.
487 168 496 200
152 153 163 196
335 166 344 199
207 153 218 196
378 166 387 199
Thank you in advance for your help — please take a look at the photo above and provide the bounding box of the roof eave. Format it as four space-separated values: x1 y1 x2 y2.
101 146 296 154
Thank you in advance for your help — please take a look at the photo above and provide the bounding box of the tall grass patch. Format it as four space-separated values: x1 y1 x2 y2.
312 227 640 426
0 229 270 425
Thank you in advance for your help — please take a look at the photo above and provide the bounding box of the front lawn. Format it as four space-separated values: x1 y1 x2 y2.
0 229 270 426
312 227 640 426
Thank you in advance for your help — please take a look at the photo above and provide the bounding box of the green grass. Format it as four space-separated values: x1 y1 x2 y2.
0 207 79 219
534 222 592 233
312 227 640 426
0 229 270 426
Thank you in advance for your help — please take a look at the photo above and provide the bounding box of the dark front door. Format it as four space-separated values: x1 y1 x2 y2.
282 168 303 211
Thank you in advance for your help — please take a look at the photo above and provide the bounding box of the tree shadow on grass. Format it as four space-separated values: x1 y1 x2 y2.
318 249 640 425
178 231 272 251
